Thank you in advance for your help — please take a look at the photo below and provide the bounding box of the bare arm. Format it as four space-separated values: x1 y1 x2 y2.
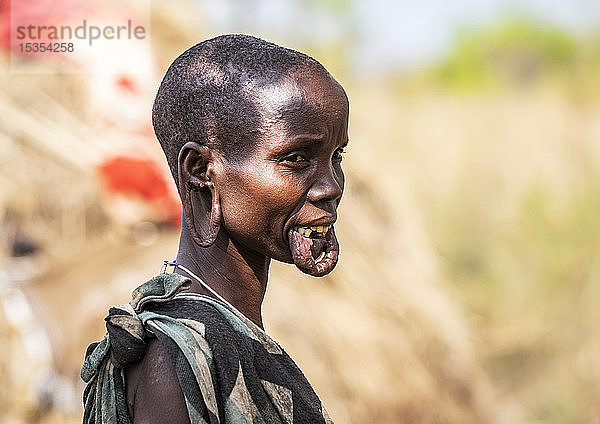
126 337 190 424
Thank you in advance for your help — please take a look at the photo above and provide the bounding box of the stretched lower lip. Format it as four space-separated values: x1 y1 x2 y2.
288 226 339 276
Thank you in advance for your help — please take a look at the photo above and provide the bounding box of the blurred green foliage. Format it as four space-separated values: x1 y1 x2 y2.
423 16 600 95
303 0 351 13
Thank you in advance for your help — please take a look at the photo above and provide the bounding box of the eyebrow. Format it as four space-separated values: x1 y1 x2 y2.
271 133 348 157
284 134 325 149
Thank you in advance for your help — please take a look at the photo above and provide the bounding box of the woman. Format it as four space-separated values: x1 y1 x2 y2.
82 34 349 424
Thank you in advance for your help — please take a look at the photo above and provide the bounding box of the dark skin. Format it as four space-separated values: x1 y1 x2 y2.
126 68 349 423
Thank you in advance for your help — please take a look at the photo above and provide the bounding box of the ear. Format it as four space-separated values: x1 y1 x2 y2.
177 142 222 247
178 142 213 191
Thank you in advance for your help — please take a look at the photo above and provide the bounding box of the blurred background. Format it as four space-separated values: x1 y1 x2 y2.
1 0 600 423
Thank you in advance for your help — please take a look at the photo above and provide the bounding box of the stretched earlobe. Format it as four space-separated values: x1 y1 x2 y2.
185 181 221 247
178 142 222 247
187 181 201 192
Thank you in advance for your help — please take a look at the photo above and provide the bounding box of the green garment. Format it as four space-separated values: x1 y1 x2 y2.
81 273 333 424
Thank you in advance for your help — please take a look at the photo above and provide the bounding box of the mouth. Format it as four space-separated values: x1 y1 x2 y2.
288 224 339 277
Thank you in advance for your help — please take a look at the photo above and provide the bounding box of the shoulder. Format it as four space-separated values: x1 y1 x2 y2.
125 295 226 424
125 293 260 424
126 336 190 424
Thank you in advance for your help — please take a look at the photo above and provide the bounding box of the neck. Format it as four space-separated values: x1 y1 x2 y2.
174 229 270 329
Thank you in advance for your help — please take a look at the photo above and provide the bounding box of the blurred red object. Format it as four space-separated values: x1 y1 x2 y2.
0 0 91 50
0 0 8 48
97 156 181 227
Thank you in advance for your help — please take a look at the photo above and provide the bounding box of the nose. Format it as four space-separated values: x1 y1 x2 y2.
307 164 344 208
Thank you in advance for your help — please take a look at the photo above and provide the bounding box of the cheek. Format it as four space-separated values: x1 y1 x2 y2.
219 164 303 240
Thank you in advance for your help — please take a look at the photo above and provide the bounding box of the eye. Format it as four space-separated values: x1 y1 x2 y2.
282 153 308 164
332 147 346 163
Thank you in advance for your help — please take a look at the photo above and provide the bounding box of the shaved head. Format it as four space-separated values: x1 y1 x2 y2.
152 34 332 183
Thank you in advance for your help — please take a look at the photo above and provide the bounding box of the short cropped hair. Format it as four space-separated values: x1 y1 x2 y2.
152 34 328 183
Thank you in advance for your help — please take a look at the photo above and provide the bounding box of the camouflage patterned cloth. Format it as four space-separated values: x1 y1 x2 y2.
81 272 333 424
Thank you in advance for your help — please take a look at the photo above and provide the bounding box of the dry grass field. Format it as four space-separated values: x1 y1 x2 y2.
341 85 600 423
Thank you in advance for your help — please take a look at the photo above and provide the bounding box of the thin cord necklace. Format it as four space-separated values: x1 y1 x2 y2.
163 260 242 318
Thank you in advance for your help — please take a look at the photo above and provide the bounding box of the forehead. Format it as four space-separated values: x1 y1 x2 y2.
252 71 349 133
